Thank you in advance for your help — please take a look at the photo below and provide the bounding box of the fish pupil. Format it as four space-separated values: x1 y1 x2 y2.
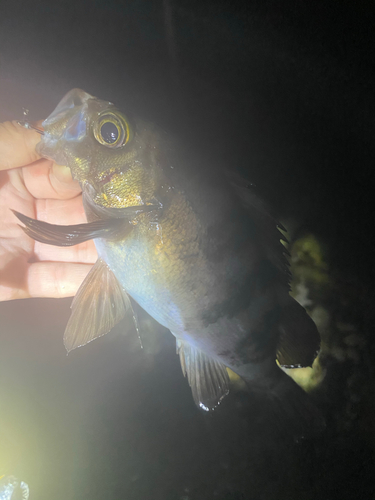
101 122 119 144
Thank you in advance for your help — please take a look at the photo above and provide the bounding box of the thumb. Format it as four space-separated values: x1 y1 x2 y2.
0 121 41 170
49 162 82 198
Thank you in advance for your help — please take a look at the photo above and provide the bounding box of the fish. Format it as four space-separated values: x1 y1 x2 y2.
14 88 322 435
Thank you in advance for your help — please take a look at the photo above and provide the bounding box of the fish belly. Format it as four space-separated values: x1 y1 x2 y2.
94 238 186 334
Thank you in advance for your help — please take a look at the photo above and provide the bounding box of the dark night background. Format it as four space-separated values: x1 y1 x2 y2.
0 1 374 499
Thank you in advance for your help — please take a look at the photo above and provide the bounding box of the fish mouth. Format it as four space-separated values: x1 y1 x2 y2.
43 89 94 126
35 134 60 162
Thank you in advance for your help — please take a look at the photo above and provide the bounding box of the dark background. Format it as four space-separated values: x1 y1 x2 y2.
0 1 374 499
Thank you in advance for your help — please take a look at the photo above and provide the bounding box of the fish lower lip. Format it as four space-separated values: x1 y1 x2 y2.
36 134 58 158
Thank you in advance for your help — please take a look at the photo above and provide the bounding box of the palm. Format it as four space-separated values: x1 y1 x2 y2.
0 157 97 300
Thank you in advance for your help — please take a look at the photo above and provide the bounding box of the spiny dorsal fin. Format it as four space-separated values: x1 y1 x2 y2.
176 339 230 410
64 258 132 352
226 171 291 287
276 300 320 368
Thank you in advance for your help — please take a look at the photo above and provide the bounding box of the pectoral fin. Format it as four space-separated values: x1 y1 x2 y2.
12 210 132 246
64 258 131 352
176 339 230 410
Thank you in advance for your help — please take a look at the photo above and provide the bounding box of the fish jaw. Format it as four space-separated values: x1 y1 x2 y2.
36 89 105 180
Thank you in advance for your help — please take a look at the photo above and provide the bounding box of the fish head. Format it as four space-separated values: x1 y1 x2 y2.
37 88 164 209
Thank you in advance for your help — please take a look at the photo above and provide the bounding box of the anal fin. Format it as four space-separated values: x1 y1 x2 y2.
176 339 230 410
64 258 132 352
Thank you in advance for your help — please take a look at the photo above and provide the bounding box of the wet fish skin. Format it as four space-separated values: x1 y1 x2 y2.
18 88 322 433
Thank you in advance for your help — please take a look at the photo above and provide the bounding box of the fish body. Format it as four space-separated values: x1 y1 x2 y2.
18 89 321 427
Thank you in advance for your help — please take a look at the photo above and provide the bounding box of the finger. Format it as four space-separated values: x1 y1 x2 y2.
28 196 97 263
51 163 80 194
35 195 86 224
0 262 93 300
22 159 81 200
27 262 93 298
34 238 98 265
0 121 41 170
9 196 97 264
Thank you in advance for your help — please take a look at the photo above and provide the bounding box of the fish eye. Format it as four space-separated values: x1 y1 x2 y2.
100 122 119 144
93 111 132 148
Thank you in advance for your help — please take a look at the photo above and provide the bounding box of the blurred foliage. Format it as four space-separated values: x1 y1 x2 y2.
280 228 375 442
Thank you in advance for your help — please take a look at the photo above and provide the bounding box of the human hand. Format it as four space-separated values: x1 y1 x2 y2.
0 121 97 301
